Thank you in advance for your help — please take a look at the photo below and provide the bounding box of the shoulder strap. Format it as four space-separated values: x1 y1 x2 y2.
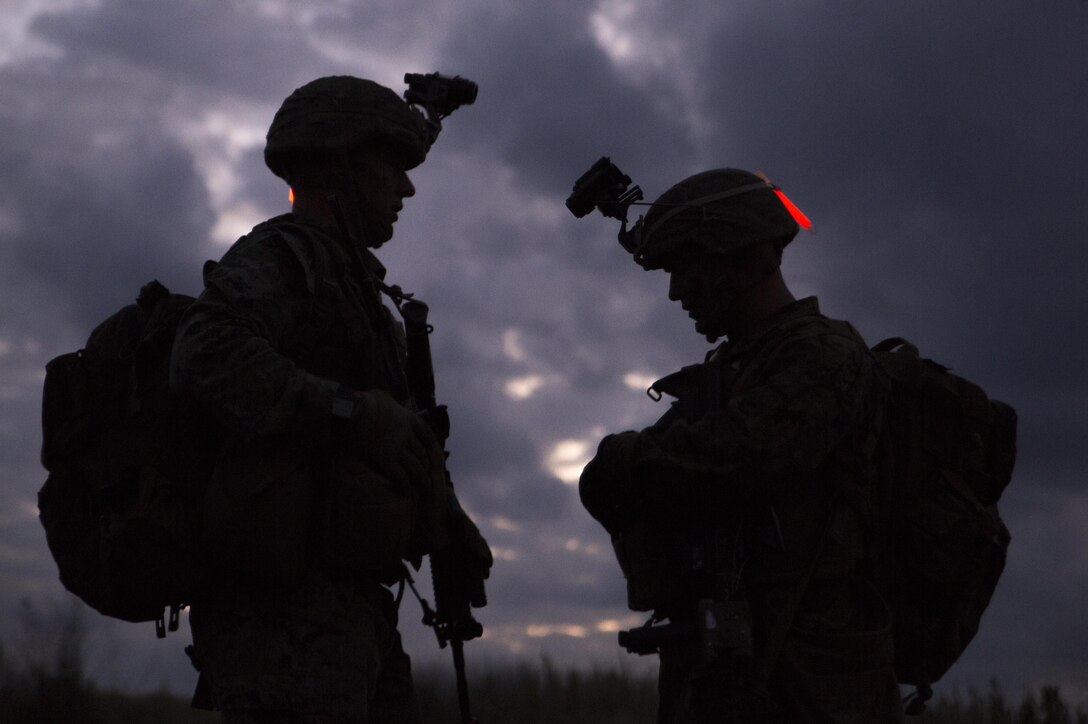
872 337 919 356
750 497 838 693
732 313 826 388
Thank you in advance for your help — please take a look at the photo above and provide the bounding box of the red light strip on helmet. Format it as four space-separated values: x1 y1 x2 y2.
773 188 811 230
756 171 812 230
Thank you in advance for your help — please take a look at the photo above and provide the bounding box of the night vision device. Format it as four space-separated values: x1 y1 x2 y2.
566 156 646 255
404 72 478 123
566 157 643 222
567 157 812 266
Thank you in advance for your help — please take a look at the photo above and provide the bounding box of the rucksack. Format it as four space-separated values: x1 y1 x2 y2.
38 279 217 638
869 337 1016 703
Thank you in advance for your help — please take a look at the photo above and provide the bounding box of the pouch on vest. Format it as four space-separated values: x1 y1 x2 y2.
613 521 686 613
780 590 899 722
326 455 416 584
201 435 315 586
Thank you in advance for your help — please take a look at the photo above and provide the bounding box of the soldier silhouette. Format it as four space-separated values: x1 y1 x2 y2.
172 75 491 724
579 168 904 723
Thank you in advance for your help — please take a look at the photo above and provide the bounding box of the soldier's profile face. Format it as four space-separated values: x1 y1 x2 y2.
350 144 416 246
666 245 753 338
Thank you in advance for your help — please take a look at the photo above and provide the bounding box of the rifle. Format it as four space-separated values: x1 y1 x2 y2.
400 297 487 724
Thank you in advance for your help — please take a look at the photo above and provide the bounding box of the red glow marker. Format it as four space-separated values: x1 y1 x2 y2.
288 187 295 204
773 188 812 230
756 171 812 230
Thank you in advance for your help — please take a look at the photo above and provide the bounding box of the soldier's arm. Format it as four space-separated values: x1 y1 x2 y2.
170 232 340 444
632 331 877 506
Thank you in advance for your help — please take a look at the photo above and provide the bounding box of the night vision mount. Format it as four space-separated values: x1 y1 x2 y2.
567 156 813 263
565 157 647 255
404 72 478 145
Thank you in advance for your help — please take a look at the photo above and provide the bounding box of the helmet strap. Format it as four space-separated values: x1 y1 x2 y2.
325 155 378 249
641 181 772 248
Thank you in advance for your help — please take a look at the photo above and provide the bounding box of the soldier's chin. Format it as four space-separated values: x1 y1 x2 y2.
694 317 724 343
366 224 395 248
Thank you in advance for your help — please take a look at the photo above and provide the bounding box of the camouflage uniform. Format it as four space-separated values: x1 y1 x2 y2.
582 297 904 723
172 214 424 722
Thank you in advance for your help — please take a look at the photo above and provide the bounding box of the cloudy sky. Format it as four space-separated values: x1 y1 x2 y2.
1 0 1086 706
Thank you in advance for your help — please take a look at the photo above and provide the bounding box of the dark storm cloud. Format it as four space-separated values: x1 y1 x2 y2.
30 0 327 98
8 129 214 330
0 58 217 329
434 2 699 196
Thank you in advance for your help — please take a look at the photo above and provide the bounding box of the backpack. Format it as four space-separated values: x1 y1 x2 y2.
38 279 217 638
869 337 1016 702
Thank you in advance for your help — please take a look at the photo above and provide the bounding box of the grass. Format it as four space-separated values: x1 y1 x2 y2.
2 599 1084 723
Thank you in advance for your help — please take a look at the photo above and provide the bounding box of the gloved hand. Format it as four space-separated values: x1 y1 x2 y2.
347 389 443 490
449 496 493 582
578 430 641 532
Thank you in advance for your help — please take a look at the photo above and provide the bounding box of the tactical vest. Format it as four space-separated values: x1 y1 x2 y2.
198 218 420 587
274 219 410 402
618 308 875 616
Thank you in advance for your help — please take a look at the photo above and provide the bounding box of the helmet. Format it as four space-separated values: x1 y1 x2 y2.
636 168 799 270
264 76 430 185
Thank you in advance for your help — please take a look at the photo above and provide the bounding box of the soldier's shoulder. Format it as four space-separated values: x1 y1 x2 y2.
791 318 870 364
216 215 341 294
761 304 873 377
778 299 869 351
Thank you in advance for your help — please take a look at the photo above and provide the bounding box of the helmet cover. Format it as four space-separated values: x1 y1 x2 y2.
265 76 430 185
636 168 799 269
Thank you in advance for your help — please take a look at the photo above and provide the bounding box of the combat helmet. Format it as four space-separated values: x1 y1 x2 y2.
265 76 431 186
635 169 804 270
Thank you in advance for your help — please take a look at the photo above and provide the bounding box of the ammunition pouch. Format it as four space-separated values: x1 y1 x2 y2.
326 457 416 584
201 435 316 587
780 589 898 721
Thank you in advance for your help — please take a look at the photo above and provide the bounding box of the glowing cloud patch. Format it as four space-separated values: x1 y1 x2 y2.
490 516 522 533
502 328 527 362
490 546 520 562
596 615 645 633
589 12 633 63
545 439 593 485
623 371 658 391
211 202 267 246
504 374 545 400
526 624 589 639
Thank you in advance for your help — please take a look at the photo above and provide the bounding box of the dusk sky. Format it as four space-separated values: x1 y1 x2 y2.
1 0 1086 706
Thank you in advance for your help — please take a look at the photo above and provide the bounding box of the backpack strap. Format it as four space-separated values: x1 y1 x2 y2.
740 318 872 692
749 496 838 696
872 337 919 356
